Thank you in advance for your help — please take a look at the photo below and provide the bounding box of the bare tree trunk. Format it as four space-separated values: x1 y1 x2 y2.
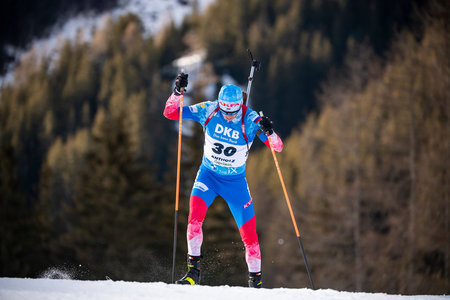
444 28 450 291
353 99 363 292
445 56 450 293
446 152 449 293
353 154 362 292
408 76 417 294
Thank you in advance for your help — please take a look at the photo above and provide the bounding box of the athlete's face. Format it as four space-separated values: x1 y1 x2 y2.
222 111 238 121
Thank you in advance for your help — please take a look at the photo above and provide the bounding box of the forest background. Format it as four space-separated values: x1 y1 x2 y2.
0 0 449 295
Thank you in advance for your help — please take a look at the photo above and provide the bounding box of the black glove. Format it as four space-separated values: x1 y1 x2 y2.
174 72 188 95
260 116 274 135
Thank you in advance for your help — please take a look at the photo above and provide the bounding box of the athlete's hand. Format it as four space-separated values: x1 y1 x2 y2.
174 72 188 95
260 116 274 135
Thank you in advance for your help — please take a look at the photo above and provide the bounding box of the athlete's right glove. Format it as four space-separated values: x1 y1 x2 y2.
259 116 274 135
174 72 188 95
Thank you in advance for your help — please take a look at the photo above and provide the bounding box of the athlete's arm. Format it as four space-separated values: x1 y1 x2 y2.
163 93 210 124
259 131 283 152
163 93 182 120
164 72 195 120
257 115 283 152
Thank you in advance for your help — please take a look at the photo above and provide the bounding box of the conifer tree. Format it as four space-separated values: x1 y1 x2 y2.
58 111 165 280
0 134 42 277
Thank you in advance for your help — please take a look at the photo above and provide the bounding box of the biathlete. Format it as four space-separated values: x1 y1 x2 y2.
163 73 283 288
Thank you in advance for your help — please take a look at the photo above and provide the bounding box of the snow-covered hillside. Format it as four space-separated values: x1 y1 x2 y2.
1 0 216 85
34 0 216 45
0 278 448 300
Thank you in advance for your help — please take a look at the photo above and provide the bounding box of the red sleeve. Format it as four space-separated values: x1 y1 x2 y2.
163 93 181 120
263 132 283 152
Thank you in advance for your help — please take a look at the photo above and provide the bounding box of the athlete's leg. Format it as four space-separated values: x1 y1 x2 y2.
187 169 217 256
187 195 207 256
239 215 261 273
220 177 261 273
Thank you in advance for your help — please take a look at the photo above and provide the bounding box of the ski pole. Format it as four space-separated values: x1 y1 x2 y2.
245 49 261 106
260 111 316 290
245 51 314 288
171 84 184 283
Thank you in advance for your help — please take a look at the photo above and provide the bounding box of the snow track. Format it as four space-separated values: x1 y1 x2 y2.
0 278 447 300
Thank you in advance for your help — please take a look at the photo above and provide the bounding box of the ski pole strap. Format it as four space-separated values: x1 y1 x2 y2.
204 106 220 127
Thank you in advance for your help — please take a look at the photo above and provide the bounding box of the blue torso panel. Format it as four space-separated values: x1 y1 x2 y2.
182 101 263 176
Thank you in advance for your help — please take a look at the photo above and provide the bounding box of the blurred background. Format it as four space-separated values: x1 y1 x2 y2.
0 0 448 294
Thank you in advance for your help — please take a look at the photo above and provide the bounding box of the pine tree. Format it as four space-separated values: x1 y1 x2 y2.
0 133 42 276
58 112 165 280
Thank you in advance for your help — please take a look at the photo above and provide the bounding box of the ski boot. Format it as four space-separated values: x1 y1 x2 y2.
248 272 262 288
176 255 201 285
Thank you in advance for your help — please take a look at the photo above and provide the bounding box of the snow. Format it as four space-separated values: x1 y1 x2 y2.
0 278 447 300
31 0 216 50
1 0 216 86
113 0 216 35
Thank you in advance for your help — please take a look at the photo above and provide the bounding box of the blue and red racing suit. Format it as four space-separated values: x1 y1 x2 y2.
164 93 283 272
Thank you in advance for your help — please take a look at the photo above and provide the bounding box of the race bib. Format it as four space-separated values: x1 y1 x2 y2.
203 133 248 169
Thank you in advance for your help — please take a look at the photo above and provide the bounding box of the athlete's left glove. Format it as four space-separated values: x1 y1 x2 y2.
260 116 274 135
174 72 188 96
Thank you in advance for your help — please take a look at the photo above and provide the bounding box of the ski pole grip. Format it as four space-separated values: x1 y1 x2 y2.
259 110 271 135
247 49 261 70
179 68 186 93
259 111 270 136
